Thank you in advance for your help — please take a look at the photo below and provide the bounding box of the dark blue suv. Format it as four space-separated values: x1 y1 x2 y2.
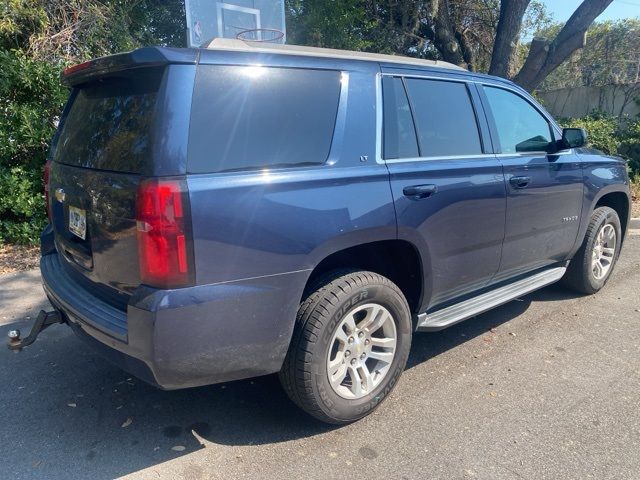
35 39 631 423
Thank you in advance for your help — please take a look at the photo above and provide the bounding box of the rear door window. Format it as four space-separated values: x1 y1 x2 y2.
404 78 483 157
188 66 341 173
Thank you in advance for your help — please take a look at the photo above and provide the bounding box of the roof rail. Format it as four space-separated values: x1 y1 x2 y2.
205 38 465 71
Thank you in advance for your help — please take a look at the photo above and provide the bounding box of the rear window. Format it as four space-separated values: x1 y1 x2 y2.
53 70 161 173
188 65 341 173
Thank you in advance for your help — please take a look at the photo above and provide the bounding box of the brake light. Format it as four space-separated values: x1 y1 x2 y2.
63 61 93 77
136 178 194 288
44 160 51 220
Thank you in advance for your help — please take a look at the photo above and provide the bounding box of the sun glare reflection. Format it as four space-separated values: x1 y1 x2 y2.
241 65 267 79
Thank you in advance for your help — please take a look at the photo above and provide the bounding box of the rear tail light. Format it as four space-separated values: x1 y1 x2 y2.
136 178 195 289
44 160 51 220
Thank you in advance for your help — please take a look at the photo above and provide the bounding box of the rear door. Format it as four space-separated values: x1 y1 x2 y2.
479 84 584 280
48 63 195 296
382 72 506 308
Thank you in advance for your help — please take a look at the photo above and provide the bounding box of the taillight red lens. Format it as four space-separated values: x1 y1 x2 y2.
44 160 51 220
136 178 194 288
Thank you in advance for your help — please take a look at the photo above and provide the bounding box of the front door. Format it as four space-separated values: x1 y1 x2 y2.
381 74 506 309
479 85 584 280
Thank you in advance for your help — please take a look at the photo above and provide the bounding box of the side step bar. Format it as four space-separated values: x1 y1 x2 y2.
417 267 566 331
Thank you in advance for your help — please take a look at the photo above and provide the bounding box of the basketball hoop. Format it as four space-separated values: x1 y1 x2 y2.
236 28 285 43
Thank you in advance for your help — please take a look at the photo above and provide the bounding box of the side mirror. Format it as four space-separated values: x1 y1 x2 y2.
561 128 588 149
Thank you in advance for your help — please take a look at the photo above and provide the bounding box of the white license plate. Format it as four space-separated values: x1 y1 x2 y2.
68 206 87 240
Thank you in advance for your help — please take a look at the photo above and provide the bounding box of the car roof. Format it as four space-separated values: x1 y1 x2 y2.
205 38 466 72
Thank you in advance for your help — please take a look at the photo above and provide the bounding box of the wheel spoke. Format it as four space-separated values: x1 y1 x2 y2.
368 350 394 364
360 306 390 334
359 364 374 392
328 353 344 371
334 326 349 345
370 336 395 348
343 315 357 334
604 226 615 242
330 363 348 388
593 261 603 278
348 365 363 396
357 304 381 330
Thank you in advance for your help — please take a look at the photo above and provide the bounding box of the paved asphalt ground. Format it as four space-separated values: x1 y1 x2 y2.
1 233 639 480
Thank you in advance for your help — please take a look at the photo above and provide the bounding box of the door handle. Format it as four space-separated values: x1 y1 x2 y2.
509 176 531 189
403 184 438 199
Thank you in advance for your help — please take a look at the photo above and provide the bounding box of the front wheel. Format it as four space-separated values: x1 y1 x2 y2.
562 206 622 294
279 271 412 424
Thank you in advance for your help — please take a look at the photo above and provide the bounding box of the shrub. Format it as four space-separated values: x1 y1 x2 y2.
558 112 640 181
619 119 640 181
558 113 620 155
0 50 67 245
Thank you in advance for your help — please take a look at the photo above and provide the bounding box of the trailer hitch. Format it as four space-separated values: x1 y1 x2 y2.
7 310 63 352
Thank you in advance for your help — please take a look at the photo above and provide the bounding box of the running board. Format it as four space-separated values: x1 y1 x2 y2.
416 267 566 331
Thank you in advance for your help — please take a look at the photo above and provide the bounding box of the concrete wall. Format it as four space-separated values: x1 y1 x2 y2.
538 83 640 119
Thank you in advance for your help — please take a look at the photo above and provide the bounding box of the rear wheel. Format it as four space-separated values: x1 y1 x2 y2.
279 271 412 424
562 206 622 294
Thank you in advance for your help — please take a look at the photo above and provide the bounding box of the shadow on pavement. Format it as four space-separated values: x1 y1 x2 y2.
0 284 582 479
407 284 581 369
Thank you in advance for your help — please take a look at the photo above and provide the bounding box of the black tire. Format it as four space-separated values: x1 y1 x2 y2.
562 206 622 294
279 270 412 424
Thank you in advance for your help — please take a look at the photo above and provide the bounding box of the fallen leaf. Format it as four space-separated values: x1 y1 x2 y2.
121 417 133 428
171 445 186 452
67 403 77 408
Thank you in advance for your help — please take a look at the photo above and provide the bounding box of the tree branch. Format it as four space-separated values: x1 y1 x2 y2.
514 0 614 91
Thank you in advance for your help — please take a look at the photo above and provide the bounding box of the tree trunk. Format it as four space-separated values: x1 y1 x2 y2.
489 0 531 78
514 0 614 92
431 0 467 67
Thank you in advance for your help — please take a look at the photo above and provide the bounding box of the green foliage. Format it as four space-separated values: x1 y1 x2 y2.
0 50 67 245
286 0 380 52
559 113 640 180
619 119 640 180
0 167 47 245
0 1 185 245
559 113 620 155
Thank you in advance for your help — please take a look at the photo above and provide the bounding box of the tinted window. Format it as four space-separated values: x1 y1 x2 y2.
404 78 482 157
54 71 161 173
483 86 552 153
189 66 341 173
382 76 419 159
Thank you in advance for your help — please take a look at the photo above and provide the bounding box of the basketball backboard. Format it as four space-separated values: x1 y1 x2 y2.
185 0 286 47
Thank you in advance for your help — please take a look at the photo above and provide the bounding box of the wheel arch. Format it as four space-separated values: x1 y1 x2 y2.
303 239 426 317
594 189 631 241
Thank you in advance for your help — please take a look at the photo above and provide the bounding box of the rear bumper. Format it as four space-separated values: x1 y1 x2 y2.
41 253 308 389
